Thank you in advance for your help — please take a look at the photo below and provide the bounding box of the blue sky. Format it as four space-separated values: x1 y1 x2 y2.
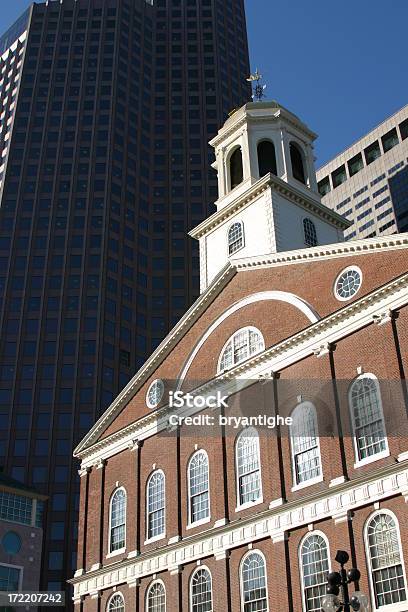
1 0 407 165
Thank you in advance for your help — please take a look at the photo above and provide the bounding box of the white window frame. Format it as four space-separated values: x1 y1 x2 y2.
106 591 125 612
290 401 323 491
145 470 166 544
227 220 245 256
364 509 408 612
240 549 269 612
190 566 213 612
146 379 165 409
334 265 363 302
146 579 166 612
107 487 127 558
187 450 211 529
235 427 263 511
217 326 265 374
299 531 331 612
0 562 23 591
348 373 389 468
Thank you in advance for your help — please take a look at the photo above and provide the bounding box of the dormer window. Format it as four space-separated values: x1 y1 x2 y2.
228 221 244 255
229 147 243 190
290 142 307 184
257 140 277 177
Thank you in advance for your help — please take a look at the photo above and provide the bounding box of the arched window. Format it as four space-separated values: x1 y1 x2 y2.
228 221 244 255
236 427 262 507
300 533 330 612
257 140 277 177
290 142 306 184
241 551 268 612
146 470 165 540
107 593 125 612
230 147 243 190
349 374 388 464
366 511 407 609
109 488 126 553
290 402 322 487
191 568 213 612
218 327 264 373
303 218 318 247
188 450 210 524
147 581 166 612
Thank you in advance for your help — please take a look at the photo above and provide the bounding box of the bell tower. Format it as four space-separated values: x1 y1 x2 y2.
190 101 351 292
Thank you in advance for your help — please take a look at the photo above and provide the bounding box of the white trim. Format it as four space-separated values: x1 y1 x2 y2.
107 487 127 557
239 549 269 612
146 379 164 410
290 402 323 489
145 578 166 612
235 427 263 510
106 549 126 559
227 219 245 257
190 565 213 612
145 469 166 542
181 291 319 385
299 530 331 612
334 265 363 302
106 591 125 611
74 236 408 457
187 450 211 528
364 509 408 612
72 464 408 600
291 474 324 492
217 326 265 374
77 273 408 469
348 373 389 466
354 448 390 469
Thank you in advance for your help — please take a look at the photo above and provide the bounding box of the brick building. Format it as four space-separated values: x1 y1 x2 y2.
70 102 408 612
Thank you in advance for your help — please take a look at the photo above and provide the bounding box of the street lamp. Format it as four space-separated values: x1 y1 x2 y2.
321 550 370 612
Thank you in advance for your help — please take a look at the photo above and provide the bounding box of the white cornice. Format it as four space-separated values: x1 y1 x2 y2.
76 268 408 466
189 174 350 240
233 233 408 270
209 101 317 148
70 463 408 600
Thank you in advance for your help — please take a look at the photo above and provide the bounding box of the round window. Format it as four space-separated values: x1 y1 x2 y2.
2 531 22 555
146 379 164 409
334 266 362 301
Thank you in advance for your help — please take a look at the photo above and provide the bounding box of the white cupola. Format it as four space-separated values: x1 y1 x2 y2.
190 101 351 292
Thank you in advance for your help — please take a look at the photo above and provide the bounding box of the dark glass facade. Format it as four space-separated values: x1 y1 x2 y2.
0 0 250 597
389 166 408 232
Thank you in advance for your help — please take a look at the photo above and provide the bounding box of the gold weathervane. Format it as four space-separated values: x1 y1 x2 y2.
246 69 267 101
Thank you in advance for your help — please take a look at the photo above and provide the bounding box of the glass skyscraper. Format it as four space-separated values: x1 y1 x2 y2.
0 0 250 596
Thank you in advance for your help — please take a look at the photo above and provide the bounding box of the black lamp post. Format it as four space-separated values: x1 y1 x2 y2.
321 550 370 612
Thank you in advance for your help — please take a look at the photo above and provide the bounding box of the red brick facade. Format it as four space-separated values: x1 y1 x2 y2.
71 244 408 612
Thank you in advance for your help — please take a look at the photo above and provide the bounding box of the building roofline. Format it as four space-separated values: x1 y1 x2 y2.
0 472 47 500
317 102 408 173
74 233 408 456
189 173 350 240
